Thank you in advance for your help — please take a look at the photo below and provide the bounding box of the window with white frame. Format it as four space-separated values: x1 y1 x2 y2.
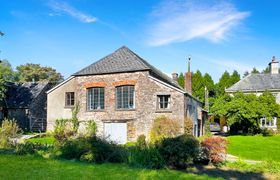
260 117 277 128
157 95 170 109
116 85 135 109
87 87 105 110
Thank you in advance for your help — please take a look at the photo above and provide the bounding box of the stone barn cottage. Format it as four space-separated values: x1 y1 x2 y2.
0 81 52 132
47 46 207 143
226 56 280 130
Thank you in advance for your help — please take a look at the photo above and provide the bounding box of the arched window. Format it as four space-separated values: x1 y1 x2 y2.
87 87 105 110
116 85 135 109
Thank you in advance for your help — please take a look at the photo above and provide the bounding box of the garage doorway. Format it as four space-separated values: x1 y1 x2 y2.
104 122 127 144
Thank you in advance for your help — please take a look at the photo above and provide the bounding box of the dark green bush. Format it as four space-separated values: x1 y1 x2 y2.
60 138 90 159
16 142 48 155
128 135 165 169
59 136 128 163
158 134 199 168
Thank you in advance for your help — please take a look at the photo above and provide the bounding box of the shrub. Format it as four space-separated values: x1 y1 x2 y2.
150 116 181 143
128 135 164 169
184 116 193 135
71 103 80 133
261 128 274 137
201 136 228 166
60 138 90 159
59 136 128 163
158 134 199 169
16 142 49 155
85 120 97 137
0 118 22 148
53 119 74 143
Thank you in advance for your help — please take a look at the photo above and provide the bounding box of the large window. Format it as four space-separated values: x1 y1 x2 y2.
65 92 75 107
157 95 170 109
87 87 105 110
116 86 135 109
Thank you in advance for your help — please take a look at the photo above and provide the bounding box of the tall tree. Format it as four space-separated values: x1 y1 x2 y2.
251 67 260 74
192 70 205 101
203 73 215 97
0 60 15 101
215 71 231 96
229 70 240 85
177 72 184 89
16 63 63 83
243 71 249 78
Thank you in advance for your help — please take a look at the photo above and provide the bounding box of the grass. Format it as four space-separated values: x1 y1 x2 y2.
227 135 280 161
0 154 216 180
26 136 56 145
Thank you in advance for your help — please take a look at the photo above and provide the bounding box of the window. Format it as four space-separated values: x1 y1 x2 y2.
65 92 75 107
260 117 277 128
157 95 170 109
87 87 105 110
116 86 135 109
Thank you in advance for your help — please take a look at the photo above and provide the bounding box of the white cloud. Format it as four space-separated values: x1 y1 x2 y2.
147 0 250 46
212 59 265 73
48 0 97 23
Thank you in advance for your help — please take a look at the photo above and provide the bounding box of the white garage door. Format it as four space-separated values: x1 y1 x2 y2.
104 122 127 144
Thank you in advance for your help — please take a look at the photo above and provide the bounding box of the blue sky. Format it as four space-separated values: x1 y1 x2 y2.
1 0 280 82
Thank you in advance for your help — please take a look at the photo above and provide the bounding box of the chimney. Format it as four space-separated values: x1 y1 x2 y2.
269 56 279 74
172 72 178 81
184 56 192 94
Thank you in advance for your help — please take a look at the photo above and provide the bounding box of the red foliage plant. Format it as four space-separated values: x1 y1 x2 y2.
201 136 229 166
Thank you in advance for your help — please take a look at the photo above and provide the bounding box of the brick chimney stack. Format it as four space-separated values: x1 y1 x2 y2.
184 56 192 94
269 56 279 74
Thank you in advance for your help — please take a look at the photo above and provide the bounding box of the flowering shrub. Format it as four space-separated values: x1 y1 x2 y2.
201 136 228 166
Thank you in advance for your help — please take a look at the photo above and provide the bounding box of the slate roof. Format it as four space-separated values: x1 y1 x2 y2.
73 46 185 91
225 73 280 92
5 82 49 108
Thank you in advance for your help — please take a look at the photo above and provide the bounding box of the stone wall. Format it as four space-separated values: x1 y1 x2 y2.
47 71 186 141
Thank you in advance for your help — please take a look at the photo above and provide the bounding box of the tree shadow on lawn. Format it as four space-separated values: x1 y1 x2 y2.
185 165 268 180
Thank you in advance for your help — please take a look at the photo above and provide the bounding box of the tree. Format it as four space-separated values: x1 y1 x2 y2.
203 73 215 97
0 60 15 101
215 71 231 96
243 71 249 78
16 63 63 83
251 67 260 74
229 70 240 85
177 72 184 88
192 70 205 101
211 92 280 134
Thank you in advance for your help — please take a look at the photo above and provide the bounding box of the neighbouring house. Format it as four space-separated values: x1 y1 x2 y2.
225 56 280 130
0 81 52 132
47 46 207 143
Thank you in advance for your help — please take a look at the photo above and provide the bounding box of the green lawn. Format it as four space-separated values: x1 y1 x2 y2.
0 154 216 180
26 136 56 145
227 135 280 161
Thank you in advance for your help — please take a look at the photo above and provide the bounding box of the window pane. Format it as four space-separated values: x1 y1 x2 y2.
87 88 104 110
158 95 170 109
116 86 135 109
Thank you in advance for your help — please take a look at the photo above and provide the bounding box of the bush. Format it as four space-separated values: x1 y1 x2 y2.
53 119 75 143
158 134 199 169
59 136 128 163
128 136 164 169
184 116 193 135
150 116 181 143
60 138 90 159
16 142 49 155
261 128 274 137
201 136 228 166
0 118 22 148
85 120 97 137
